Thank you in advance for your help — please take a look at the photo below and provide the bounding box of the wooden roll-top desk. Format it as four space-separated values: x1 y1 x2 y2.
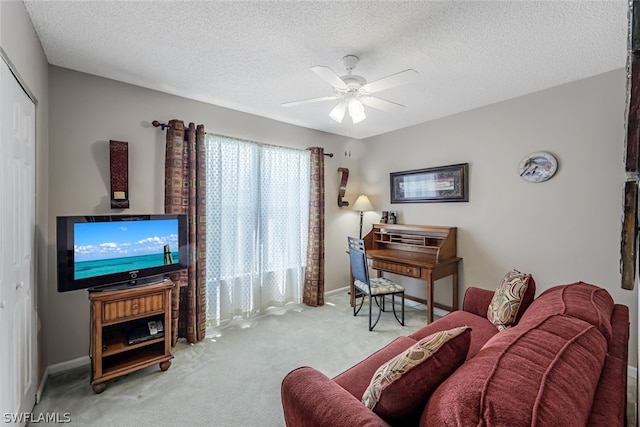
355 224 461 323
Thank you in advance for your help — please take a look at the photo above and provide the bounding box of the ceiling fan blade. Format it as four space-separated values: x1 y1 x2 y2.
361 96 405 112
362 69 420 94
311 66 348 90
282 95 338 107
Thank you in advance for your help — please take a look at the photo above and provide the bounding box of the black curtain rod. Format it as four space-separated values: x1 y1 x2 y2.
151 120 170 130
152 120 333 157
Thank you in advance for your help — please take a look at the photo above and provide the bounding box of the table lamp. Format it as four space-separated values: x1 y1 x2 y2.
353 194 374 238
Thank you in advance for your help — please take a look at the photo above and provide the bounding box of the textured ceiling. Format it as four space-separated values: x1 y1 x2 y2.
24 1 628 140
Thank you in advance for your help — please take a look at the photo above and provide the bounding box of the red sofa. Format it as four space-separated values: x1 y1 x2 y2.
281 281 629 426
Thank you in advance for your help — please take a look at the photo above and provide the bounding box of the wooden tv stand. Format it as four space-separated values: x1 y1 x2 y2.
88 279 174 394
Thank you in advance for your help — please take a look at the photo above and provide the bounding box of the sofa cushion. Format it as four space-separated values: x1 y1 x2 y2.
422 314 608 427
333 336 417 400
361 327 470 419
486 269 532 330
408 310 499 360
519 281 614 342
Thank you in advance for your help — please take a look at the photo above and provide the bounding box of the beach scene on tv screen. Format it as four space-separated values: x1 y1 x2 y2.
74 219 179 280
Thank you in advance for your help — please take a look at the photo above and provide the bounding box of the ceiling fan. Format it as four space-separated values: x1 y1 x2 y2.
283 54 419 124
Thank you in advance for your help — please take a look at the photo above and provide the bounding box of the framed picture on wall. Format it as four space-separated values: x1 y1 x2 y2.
390 163 469 203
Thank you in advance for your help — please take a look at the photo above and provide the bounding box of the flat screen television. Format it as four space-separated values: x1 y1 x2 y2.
56 214 189 292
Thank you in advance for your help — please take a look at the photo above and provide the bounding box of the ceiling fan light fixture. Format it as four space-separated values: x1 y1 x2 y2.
352 112 366 124
284 54 419 126
348 98 366 123
329 101 347 123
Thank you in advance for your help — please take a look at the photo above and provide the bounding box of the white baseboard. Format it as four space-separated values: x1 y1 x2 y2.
325 286 349 296
48 355 90 375
35 367 49 403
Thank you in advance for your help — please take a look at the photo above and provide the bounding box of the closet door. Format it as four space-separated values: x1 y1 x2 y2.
0 57 37 423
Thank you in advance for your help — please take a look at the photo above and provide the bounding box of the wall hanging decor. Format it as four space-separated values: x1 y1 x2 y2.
109 140 130 209
621 0 640 290
518 151 558 183
621 180 637 290
390 163 469 203
337 167 349 207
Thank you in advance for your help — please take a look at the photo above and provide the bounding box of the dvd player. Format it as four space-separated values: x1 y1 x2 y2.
125 318 164 345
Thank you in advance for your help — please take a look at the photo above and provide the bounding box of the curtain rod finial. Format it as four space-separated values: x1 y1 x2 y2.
152 120 170 130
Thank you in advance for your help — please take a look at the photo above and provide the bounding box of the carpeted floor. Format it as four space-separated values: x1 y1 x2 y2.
30 291 427 427
31 290 638 426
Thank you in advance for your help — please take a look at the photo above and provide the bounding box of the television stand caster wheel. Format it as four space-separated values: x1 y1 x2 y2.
160 361 171 371
92 383 107 394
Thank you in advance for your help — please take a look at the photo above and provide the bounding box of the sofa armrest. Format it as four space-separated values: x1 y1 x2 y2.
462 287 495 317
281 366 390 427
588 304 630 426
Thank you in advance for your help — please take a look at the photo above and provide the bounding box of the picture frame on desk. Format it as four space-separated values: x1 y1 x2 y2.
390 163 469 203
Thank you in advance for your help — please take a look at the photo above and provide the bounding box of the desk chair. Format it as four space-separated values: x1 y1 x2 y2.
348 236 405 331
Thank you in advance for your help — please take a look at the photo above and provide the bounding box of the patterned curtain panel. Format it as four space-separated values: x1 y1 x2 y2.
205 134 310 326
164 120 207 344
303 147 325 307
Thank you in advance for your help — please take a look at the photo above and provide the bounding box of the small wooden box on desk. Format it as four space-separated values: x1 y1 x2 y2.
88 278 174 394
357 224 461 323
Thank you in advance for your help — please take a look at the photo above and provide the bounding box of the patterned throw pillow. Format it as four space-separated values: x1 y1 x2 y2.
361 326 470 419
487 269 531 331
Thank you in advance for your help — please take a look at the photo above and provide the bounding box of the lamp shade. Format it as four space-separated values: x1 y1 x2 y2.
353 194 373 212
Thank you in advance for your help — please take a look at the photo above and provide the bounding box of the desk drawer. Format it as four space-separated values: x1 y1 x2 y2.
372 260 420 278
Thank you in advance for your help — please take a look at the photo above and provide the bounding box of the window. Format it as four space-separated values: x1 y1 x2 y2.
205 134 310 326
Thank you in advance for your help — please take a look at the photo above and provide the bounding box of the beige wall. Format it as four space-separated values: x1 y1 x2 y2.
360 69 638 366
47 66 361 365
1 0 50 380
44 52 640 369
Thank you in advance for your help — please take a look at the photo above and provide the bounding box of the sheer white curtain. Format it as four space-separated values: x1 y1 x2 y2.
205 134 310 327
